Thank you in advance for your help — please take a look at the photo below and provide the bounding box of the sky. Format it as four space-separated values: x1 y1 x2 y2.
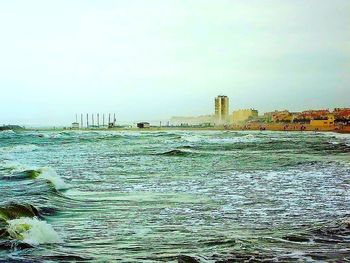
0 0 349 126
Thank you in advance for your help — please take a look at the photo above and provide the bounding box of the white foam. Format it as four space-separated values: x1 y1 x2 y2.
208 135 259 144
37 167 69 190
182 135 203 142
182 133 261 144
7 217 61 245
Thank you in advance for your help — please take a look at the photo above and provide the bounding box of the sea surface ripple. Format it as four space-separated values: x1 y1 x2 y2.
0 130 349 262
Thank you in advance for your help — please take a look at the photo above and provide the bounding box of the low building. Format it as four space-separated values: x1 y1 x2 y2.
296 109 330 121
271 110 293 123
71 122 79 129
333 108 350 122
232 109 258 124
137 122 150 128
310 115 335 127
263 112 274 122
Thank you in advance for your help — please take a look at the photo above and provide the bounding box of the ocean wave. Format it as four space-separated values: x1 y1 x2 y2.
0 130 16 136
159 149 194 156
0 161 34 172
0 163 69 190
207 136 260 144
35 167 69 190
0 144 39 153
182 134 261 144
181 135 202 142
0 130 18 140
6 217 61 245
0 203 41 221
311 217 350 241
176 216 350 262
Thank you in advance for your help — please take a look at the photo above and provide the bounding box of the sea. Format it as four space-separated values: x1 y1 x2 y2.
0 130 349 262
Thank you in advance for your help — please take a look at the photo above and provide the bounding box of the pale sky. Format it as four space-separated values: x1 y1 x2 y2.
0 0 349 126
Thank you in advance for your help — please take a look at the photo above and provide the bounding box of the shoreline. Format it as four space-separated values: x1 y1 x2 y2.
18 124 350 134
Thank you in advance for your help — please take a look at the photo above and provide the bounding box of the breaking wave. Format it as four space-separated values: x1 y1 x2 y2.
7 217 61 245
1 162 69 190
35 167 69 190
0 203 61 246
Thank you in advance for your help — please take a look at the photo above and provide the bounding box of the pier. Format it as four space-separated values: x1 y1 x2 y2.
72 113 117 129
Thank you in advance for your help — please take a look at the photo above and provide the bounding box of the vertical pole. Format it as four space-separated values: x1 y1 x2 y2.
97 113 99 127
92 114 94 126
109 113 111 124
114 113 116 126
75 114 78 123
87 113 89 128
103 114 105 126
81 114 83 128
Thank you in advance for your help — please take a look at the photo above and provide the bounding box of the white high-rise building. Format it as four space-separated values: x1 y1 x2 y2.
215 95 229 123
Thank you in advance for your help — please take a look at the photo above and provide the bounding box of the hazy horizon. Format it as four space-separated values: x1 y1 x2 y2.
0 0 349 126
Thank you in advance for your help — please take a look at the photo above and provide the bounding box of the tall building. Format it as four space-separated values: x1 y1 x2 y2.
215 95 229 123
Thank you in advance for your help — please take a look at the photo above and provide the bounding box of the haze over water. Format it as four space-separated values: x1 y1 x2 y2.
0 1 349 125
1 130 350 262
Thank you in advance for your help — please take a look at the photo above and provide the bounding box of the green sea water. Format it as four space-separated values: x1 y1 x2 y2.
0 130 349 262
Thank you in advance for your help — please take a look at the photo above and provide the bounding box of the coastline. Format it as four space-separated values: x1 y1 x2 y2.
20 123 350 134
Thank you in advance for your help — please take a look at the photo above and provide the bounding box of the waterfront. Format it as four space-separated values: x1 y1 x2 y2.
0 130 350 262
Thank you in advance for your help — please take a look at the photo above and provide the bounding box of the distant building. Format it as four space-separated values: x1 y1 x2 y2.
333 108 350 122
232 109 258 123
271 110 294 123
263 112 274 122
71 122 79 129
137 122 150 128
310 115 335 127
295 109 330 122
215 95 229 124
170 115 216 126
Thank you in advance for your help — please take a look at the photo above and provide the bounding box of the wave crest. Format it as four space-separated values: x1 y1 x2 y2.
0 203 40 221
160 149 192 156
1 163 69 190
36 167 69 190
